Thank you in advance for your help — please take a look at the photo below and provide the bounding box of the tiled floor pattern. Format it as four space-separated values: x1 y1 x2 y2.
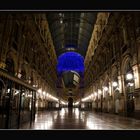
20 108 140 130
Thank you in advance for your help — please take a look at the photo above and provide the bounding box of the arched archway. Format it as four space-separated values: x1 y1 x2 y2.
111 65 120 114
122 57 135 116
21 68 27 81
5 51 17 75
121 55 132 75
68 97 73 108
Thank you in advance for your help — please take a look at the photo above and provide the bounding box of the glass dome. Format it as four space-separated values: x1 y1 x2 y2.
57 52 84 76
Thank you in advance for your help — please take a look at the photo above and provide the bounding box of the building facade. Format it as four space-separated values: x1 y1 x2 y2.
1 12 140 128
0 13 59 128
83 12 140 119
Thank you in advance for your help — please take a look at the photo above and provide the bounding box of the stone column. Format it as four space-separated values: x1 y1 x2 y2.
121 74 127 116
122 25 128 45
109 82 112 96
132 64 140 89
118 75 123 93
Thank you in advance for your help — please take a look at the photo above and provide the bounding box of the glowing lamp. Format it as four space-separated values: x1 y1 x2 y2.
126 73 133 80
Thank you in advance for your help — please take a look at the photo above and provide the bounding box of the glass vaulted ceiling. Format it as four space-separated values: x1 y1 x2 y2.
46 12 97 58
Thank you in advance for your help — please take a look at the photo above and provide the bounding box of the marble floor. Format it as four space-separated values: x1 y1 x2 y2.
20 108 140 130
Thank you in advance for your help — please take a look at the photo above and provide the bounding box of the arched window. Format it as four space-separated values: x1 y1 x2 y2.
125 61 132 73
5 57 15 75
21 69 26 80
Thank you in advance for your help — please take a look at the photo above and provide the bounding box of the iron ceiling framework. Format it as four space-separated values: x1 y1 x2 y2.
46 12 97 58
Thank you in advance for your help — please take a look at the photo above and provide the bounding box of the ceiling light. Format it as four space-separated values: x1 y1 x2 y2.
94 92 97 97
91 94 94 98
128 82 134 87
98 89 102 94
126 73 133 80
59 13 62 16
43 91 46 96
60 20 63 24
103 87 108 91
7 88 10 93
112 82 118 87
74 101 79 105
37 89 42 93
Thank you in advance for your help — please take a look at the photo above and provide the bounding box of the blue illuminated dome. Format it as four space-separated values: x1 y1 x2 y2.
57 52 84 76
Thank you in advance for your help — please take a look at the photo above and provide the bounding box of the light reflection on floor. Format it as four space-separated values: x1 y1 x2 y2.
20 107 140 130
33 113 54 129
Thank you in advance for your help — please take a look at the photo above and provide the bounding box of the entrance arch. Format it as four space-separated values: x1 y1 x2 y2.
122 56 135 116
68 97 73 108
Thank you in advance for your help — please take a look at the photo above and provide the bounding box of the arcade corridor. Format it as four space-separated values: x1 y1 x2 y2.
1 12 140 129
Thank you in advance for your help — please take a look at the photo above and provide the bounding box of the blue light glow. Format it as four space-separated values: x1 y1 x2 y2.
57 52 84 76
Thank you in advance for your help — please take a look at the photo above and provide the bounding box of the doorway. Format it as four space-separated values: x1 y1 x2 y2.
127 93 134 117
68 97 73 108
115 99 119 114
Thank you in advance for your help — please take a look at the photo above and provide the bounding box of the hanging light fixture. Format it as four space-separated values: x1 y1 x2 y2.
103 86 108 91
126 73 133 80
112 82 118 87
